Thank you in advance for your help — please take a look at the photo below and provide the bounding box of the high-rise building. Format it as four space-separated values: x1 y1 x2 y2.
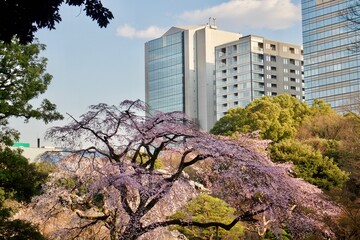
215 35 304 120
302 0 360 111
145 25 241 131
145 26 304 130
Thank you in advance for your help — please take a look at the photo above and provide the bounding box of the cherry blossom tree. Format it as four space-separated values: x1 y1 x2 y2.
23 100 340 239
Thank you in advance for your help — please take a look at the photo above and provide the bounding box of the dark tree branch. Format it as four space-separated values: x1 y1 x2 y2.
141 206 270 235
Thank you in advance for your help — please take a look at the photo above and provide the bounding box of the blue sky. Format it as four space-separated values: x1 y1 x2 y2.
10 0 303 147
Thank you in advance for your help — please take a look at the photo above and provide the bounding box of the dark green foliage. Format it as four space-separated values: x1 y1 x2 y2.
302 138 343 164
0 147 51 202
0 219 45 240
0 147 53 239
0 32 61 239
169 194 244 239
0 0 114 44
270 140 348 191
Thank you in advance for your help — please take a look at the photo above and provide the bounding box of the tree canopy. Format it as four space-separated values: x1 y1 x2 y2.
211 94 312 142
0 0 114 44
0 148 51 202
211 94 360 238
211 95 348 191
0 147 51 239
0 37 62 239
17 100 341 239
270 139 348 190
0 38 63 130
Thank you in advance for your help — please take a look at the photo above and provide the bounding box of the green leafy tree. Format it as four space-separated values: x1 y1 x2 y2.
270 139 348 191
0 38 62 239
169 194 244 240
0 148 52 202
0 38 63 127
211 94 310 142
0 0 114 43
0 147 52 240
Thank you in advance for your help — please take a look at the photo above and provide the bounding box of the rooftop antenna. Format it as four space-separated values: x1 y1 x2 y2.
208 17 217 29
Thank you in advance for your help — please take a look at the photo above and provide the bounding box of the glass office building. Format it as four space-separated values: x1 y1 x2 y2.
145 26 241 130
145 32 185 114
302 0 360 111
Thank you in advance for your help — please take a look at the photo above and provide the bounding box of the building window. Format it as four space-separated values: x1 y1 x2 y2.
271 83 277 88
284 85 289 90
271 66 276 71
290 59 295 65
271 75 277 79
284 77 289 81
283 59 288 64
290 69 296 73
290 47 295 54
290 78 296 82
270 56 276 62
271 92 277 96
270 44 276 51
290 86 296 90
283 46 287 52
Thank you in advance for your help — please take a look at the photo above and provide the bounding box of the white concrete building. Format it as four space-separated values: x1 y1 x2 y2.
215 35 304 120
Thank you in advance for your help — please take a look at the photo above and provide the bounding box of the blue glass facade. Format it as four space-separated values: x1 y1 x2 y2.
146 32 185 114
302 0 360 110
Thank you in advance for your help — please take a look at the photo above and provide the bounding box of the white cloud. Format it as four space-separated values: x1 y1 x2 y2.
117 0 300 39
178 0 301 30
116 24 166 39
